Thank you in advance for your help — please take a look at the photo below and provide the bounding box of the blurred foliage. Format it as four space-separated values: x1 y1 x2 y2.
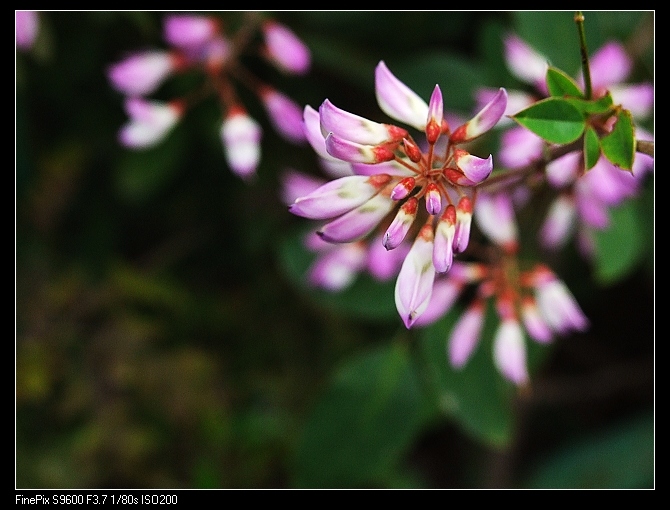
16 11 653 488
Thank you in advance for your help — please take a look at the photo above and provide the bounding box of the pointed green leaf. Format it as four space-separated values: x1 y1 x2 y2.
566 92 614 115
546 66 584 98
600 109 636 171
512 97 585 144
583 126 601 170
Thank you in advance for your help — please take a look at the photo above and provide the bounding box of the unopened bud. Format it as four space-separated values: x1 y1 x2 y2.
391 176 416 200
402 138 423 163
425 183 442 215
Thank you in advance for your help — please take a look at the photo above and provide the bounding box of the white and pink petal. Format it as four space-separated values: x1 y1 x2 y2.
375 61 429 131
394 223 436 329
289 174 393 219
493 319 529 385
317 192 395 243
319 99 407 146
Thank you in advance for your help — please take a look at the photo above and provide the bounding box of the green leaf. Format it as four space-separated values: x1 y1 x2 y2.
591 186 653 284
292 343 425 488
546 66 583 98
512 97 585 144
583 126 601 170
418 302 516 448
565 92 614 115
277 227 399 320
524 413 654 488
600 109 636 171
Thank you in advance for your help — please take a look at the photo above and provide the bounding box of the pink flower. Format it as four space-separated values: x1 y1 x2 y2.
260 88 307 144
290 61 507 328
262 20 311 75
163 14 220 50
16 10 39 51
108 51 181 97
107 14 311 184
530 265 589 335
280 168 327 206
281 169 407 291
474 192 519 254
413 189 588 385
503 33 549 94
305 236 368 291
493 319 529 385
220 107 262 180
449 298 485 368
118 97 182 148
394 221 437 328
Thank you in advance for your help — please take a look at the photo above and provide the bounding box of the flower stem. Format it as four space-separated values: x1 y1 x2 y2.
637 140 654 158
574 11 593 100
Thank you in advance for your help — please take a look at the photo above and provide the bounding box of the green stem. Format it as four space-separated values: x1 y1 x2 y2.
574 11 593 100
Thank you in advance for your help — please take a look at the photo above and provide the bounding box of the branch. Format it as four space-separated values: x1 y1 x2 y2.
481 137 653 194
637 140 654 158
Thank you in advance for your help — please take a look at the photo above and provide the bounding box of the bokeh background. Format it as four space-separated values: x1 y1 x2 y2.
16 11 654 489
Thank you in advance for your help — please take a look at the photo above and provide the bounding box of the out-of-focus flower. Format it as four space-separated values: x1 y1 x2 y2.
163 14 220 50
260 88 307 144
281 168 407 291
303 233 368 291
118 97 183 148
413 195 588 385
290 60 507 328
504 34 549 93
220 107 262 180
473 192 519 254
261 20 311 75
526 264 589 336
16 10 39 51
437 259 588 385
108 51 183 97
477 35 653 254
540 127 653 254
107 13 311 180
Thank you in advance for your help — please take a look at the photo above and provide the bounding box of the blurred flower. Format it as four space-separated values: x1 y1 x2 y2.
413 193 588 385
118 97 183 148
528 264 589 335
107 13 311 179
260 88 307 144
281 168 408 291
261 20 311 74
476 35 653 254
108 50 182 97
302 232 368 291
16 10 39 51
290 60 507 328
220 107 262 180
163 14 220 50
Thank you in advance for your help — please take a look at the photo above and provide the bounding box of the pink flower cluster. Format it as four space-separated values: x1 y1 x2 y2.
289 61 508 329
281 168 409 291
107 13 311 180
413 190 589 385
